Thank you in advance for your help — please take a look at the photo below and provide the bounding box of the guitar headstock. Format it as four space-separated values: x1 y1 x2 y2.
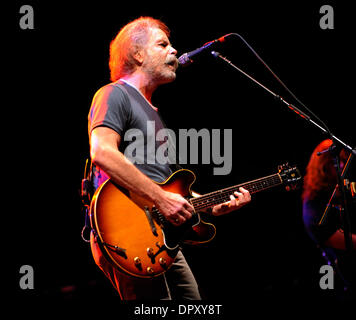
278 163 302 191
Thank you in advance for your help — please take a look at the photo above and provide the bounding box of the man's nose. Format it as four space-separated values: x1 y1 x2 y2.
170 46 177 56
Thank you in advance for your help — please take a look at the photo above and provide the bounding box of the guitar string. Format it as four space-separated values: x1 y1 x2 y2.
191 181 280 210
192 174 281 203
190 174 282 211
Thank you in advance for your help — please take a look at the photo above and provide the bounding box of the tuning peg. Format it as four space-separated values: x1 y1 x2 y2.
278 163 289 172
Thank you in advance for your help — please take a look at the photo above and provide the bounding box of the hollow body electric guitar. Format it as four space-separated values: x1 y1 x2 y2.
90 164 301 278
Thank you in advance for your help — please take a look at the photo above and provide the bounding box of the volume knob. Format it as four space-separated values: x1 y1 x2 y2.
159 257 167 267
147 247 154 257
146 267 154 274
134 257 141 266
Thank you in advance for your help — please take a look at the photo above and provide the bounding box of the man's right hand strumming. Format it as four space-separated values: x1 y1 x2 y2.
154 190 194 226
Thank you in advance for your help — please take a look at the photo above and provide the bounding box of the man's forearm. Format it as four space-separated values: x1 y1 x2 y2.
92 144 163 203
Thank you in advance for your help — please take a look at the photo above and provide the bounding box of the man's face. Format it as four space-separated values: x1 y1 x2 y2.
141 27 178 85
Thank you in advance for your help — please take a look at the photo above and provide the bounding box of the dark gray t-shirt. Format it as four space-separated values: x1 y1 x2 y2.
88 80 173 189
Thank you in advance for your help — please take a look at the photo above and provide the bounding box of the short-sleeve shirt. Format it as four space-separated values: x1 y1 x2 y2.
88 80 173 189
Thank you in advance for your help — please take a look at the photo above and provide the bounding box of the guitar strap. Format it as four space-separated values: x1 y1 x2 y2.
80 158 94 242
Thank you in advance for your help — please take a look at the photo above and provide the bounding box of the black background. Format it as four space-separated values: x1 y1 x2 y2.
9 0 355 312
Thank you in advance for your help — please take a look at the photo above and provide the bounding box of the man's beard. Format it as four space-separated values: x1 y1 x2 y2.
144 57 178 85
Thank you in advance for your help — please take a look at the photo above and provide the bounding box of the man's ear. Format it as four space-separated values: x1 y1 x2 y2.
133 49 144 65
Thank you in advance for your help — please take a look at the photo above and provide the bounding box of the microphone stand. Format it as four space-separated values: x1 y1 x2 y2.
211 50 355 255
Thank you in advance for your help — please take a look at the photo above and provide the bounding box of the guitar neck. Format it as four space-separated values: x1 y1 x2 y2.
190 173 283 211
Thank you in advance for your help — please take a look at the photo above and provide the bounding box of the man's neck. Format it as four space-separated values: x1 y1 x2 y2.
120 73 157 103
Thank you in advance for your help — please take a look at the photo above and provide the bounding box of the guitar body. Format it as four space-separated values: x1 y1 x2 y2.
90 169 216 278
89 164 301 278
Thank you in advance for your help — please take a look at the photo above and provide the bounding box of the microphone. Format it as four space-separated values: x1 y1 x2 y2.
178 36 227 66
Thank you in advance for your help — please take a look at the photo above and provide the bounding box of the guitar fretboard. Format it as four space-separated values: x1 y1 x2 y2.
190 173 282 211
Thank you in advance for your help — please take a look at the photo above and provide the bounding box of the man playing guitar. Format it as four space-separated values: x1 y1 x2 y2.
88 16 251 300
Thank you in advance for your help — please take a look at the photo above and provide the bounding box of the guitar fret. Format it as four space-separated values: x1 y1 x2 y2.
191 173 282 211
